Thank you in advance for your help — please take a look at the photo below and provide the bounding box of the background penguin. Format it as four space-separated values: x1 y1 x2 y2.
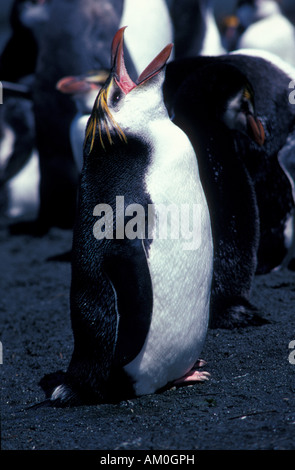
7 0 176 236
164 52 295 327
0 81 39 220
168 0 225 59
39 27 213 406
0 1 50 221
0 0 50 82
235 0 295 67
56 71 109 173
164 59 263 329
226 50 295 273
42 72 108 263
281 0 295 25
9 0 137 236
119 0 174 76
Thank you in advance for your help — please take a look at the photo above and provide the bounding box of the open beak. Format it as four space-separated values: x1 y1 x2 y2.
56 70 110 95
57 76 94 94
111 26 173 94
84 27 173 154
246 114 265 146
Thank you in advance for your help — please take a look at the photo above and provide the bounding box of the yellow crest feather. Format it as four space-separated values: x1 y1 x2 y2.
84 81 127 154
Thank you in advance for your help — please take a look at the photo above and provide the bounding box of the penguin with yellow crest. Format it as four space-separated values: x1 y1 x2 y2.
39 27 213 406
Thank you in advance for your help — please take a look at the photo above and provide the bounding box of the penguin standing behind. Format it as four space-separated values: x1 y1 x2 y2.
0 0 50 220
119 0 174 76
56 71 109 173
163 53 295 328
10 0 137 236
281 0 295 25
0 0 50 82
236 0 295 67
39 28 213 406
164 59 262 329
168 0 225 59
226 50 295 273
0 83 39 219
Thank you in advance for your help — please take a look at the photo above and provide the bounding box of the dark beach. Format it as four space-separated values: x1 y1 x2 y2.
1 215 295 453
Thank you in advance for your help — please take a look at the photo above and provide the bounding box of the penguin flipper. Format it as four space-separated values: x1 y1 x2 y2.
37 240 153 407
103 239 153 367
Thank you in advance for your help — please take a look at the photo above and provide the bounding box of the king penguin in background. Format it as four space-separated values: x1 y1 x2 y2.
38 27 213 406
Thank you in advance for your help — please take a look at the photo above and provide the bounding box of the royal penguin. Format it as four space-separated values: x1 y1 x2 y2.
56 71 109 173
164 58 262 329
163 52 295 327
38 27 213 406
227 50 295 273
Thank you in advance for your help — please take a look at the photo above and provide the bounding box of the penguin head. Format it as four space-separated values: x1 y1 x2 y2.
191 61 265 146
84 27 173 154
222 79 265 146
168 60 265 147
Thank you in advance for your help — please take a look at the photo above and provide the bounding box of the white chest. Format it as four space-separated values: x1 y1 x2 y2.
123 121 213 395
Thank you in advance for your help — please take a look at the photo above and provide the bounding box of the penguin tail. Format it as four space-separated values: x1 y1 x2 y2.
36 370 82 408
210 298 269 329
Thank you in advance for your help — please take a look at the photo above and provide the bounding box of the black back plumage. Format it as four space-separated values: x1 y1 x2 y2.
164 54 295 325
164 58 266 328
65 127 155 403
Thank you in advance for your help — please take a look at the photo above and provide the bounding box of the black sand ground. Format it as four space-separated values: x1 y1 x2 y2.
1 213 295 456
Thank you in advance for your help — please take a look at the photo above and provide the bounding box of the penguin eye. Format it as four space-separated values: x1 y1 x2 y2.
109 87 123 109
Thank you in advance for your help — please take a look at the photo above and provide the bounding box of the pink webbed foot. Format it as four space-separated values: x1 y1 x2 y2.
173 359 210 386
